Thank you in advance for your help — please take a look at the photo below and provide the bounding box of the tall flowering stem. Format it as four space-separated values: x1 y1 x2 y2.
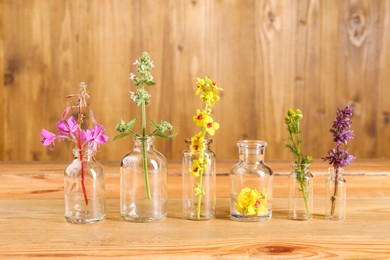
323 105 355 215
284 109 312 215
189 77 222 219
114 52 176 200
40 82 109 206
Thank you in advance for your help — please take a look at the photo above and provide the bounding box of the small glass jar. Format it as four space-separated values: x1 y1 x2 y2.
64 148 105 224
230 140 273 222
288 163 313 220
120 136 167 222
325 167 346 220
182 139 216 220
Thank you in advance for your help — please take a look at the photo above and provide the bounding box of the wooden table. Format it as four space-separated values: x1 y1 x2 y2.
1 160 389 259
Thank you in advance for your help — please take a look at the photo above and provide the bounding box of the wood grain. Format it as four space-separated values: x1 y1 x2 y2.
0 161 390 259
1 0 390 162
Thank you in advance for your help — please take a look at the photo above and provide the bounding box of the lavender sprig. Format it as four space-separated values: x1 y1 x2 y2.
323 105 355 216
323 105 355 169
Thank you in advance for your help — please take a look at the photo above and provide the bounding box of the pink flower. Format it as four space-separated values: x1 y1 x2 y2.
57 116 78 135
83 125 108 152
40 129 57 149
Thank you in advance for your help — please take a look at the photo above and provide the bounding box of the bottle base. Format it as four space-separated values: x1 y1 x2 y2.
183 212 215 221
325 215 345 221
230 212 272 222
65 215 105 224
288 212 312 221
121 213 167 223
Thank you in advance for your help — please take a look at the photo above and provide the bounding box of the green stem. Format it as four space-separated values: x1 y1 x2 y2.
298 173 310 216
196 160 204 219
141 84 151 200
330 168 339 215
196 125 208 219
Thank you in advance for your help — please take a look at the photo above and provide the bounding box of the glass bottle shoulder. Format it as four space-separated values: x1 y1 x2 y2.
230 162 273 176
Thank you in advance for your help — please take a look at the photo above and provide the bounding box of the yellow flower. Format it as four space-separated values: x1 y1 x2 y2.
205 117 220 136
189 157 207 177
194 183 205 196
189 158 202 177
235 187 268 216
196 76 223 107
193 109 209 128
190 131 205 153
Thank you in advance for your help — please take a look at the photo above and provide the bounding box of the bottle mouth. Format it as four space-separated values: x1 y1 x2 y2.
72 148 95 156
133 136 155 142
185 138 212 145
237 140 267 148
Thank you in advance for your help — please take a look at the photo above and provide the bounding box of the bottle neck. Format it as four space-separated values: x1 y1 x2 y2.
185 138 212 152
134 136 155 150
237 140 267 164
292 163 311 172
329 167 344 177
73 148 94 161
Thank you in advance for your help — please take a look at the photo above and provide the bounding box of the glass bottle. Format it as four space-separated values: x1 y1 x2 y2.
120 136 167 222
182 139 216 220
64 148 105 224
288 163 313 220
325 167 346 220
230 140 273 222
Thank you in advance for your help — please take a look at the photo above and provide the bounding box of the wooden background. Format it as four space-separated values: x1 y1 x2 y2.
1 0 389 162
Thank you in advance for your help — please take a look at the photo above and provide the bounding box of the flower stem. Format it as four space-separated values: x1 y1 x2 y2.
77 128 88 206
141 84 151 200
330 168 339 215
298 175 310 216
196 161 204 219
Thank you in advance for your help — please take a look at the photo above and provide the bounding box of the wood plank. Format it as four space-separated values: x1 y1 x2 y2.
0 0 5 160
0 161 389 199
0 161 389 258
0 197 390 258
2 0 390 162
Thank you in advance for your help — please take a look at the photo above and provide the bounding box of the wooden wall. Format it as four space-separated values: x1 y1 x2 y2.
1 0 389 162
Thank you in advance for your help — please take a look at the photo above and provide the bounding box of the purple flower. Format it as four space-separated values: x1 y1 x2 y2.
323 148 355 169
57 116 78 135
40 129 57 149
331 106 354 145
83 125 108 152
323 105 355 169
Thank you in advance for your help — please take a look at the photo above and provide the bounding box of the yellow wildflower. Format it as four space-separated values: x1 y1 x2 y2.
190 131 205 153
196 76 222 107
193 109 209 128
235 187 268 216
205 117 220 136
189 158 202 177
194 183 205 196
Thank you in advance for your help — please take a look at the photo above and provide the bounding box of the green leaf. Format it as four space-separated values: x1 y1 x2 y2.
146 81 155 86
152 131 177 139
113 131 131 141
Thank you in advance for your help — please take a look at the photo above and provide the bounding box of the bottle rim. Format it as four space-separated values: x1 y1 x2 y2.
236 140 267 148
133 135 155 142
185 138 213 145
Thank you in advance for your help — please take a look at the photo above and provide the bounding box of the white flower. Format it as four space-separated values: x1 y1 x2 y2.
133 60 139 65
129 73 135 80
130 91 137 102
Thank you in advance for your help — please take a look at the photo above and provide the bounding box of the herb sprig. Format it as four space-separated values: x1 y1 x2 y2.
114 52 176 200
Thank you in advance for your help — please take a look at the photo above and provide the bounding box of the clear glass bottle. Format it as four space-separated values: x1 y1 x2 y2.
120 136 167 222
64 148 105 224
288 163 313 220
325 167 346 220
182 139 216 220
230 140 273 222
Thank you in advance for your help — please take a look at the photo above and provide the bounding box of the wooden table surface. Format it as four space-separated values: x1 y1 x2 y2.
0 160 389 259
